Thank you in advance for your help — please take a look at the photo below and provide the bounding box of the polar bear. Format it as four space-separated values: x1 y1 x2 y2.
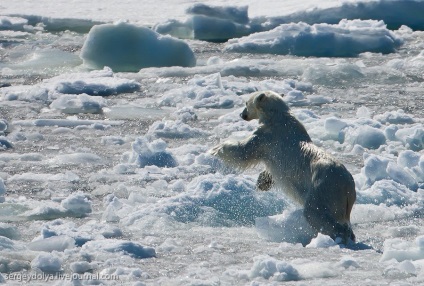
210 90 356 243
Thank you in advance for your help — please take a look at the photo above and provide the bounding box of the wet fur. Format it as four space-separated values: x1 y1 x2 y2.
210 90 356 243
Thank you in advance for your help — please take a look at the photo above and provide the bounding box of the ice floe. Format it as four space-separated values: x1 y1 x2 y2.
81 22 196 72
225 20 403 57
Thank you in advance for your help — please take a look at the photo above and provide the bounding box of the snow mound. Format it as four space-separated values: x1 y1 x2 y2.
380 235 424 262
81 22 196 72
225 20 402 57
46 67 141 96
50 94 107 114
81 239 156 259
124 137 177 168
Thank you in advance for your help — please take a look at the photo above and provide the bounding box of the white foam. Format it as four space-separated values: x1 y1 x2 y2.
255 209 315 245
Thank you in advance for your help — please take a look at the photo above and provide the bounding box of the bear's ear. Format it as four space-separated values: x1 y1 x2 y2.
280 93 285 98
257 93 266 102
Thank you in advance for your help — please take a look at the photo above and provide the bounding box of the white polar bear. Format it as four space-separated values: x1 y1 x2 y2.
210 90 356 243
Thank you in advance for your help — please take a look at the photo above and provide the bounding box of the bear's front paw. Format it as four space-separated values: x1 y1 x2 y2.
257 170 273 191
209 144 224 157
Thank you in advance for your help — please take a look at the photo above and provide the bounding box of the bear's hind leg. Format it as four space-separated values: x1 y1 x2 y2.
304 195 354 244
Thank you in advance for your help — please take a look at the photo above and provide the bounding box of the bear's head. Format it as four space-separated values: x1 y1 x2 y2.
240 90 290 123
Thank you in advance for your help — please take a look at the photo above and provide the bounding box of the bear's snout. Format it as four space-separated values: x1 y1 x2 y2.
240 109 248 120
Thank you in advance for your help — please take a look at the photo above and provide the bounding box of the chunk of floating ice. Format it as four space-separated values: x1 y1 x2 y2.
27 235 75 252
125 137 177 168
61 192 92 215
0 16 28 30
50 153 103 166
348 125 386 150
8 171 80 183
306 233 337 248
249 255 300 281
81 239 156 259
81 22 196 72
380 235 424 262
104 106 172 120
0 136 13 150
383 260 417 279
31 253 62 273
43 67 141 96
225 19 402 57
70 261 95 274
148 120 207 139
154 4 250 41
0 223 20 239
0 236 25 251
0 178 6 203
186 3 249 24
50 94 107 114
13 119 123 127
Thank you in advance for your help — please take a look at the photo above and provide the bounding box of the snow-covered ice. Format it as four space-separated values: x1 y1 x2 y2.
225 20 403 57
1 0 424 285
